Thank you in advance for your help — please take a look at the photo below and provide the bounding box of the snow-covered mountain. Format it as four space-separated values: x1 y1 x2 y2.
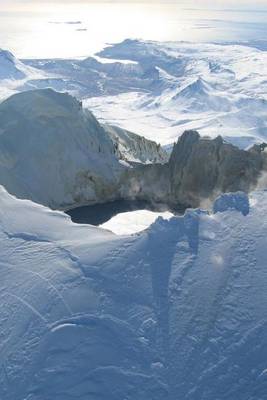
0 49 45 100
1 185 267 399
0 49 30 80
0 88 167 209
1 40 266 148
86 40 267 147
0 39 267 400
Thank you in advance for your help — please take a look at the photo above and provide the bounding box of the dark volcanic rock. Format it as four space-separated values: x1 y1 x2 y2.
122 130 266 209
168 130 263 207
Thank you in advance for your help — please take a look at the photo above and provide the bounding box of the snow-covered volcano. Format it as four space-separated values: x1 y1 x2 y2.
0 49 46 100
0 38 266 400
0 186 267 399
0 49 30 80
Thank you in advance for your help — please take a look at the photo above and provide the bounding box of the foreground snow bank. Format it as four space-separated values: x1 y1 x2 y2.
1 186 267 399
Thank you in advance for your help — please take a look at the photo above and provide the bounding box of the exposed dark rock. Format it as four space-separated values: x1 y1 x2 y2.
122 130 266 209
168 131 263 207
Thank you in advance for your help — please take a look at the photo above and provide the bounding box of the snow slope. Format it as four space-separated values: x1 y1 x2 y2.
0 186 267 399
0 88 123 208
0 49 39 80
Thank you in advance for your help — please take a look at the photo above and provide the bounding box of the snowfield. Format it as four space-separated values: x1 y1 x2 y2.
1 39 267 148
23 39 267 148
1 185 267 399
86 40 267 147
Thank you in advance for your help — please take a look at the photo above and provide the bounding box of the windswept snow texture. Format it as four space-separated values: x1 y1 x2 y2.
19 39 267 147
1 185 267 399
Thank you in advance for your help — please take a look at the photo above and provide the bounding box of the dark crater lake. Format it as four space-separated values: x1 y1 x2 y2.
66 199 184 226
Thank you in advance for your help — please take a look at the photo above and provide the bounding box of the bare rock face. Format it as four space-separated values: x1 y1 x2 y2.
123 130 266 209
103 124 168 165
168 131 264 207
120 163 171 206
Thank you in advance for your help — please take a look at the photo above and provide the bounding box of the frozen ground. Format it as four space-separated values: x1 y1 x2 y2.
1 186 267 399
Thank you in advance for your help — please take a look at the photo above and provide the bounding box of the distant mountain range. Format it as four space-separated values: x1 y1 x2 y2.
0 39 266 148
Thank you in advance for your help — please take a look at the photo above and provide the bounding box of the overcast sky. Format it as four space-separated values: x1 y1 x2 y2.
1 0 267 14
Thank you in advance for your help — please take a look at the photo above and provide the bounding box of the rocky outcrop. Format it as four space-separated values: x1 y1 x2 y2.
104 124 168 165
122 131 266 209
168 131 264 207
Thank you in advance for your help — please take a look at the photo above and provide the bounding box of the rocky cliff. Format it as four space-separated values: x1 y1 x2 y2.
122 131 266 209
104 124 168 165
